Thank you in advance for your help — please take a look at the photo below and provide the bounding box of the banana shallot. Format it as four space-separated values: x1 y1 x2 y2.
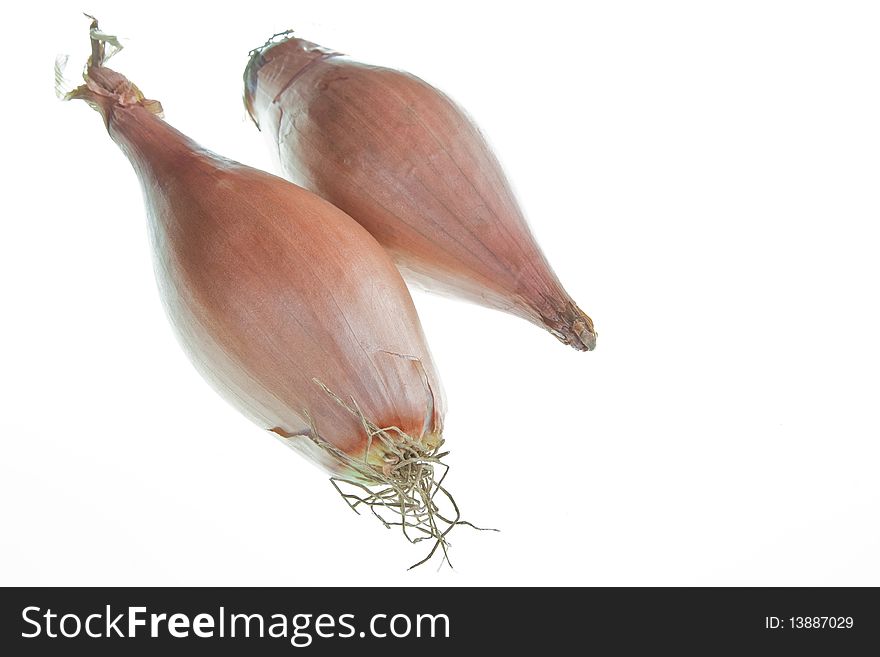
60 19 477 568
245 33 597 351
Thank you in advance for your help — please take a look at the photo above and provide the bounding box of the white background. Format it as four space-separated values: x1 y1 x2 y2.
1 1 878 586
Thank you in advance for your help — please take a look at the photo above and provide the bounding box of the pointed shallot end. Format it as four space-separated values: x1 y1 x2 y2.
547 301 597 352
59 16 163 127
61 19 486 569
244 33 598 353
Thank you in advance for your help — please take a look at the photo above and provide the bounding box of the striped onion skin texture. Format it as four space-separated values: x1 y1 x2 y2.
244 35 597 351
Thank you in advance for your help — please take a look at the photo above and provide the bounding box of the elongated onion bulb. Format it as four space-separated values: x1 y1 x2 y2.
63 20 467 567
244 33 597 351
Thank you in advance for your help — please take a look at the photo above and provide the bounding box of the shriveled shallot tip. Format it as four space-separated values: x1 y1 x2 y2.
571 316 598 351
575 326 597 352
546 303 597 351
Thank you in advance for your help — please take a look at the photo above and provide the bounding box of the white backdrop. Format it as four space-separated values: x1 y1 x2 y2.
1 1 878 586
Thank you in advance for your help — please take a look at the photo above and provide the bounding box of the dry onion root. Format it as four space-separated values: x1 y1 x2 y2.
60 18 485 569
244 32 598 351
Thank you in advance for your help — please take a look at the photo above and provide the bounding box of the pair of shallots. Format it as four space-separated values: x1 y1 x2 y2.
62 19 596 567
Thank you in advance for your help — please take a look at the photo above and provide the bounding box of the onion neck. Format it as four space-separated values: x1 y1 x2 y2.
70 62 211 182
244 35 341 128
105 103 207 183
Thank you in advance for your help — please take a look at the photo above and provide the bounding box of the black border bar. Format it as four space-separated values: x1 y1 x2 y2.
1 587 876 653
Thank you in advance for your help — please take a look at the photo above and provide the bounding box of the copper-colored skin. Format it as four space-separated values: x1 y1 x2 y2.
245 36 597 351
75 61 444 477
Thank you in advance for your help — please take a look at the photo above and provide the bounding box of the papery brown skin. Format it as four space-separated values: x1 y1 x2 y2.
68 42 445 480
244 35 597 351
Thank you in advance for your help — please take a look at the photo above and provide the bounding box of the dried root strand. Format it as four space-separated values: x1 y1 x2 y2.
310 380 496 570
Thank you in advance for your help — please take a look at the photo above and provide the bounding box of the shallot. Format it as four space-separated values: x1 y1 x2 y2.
244 33 597 351
61 19 472 567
